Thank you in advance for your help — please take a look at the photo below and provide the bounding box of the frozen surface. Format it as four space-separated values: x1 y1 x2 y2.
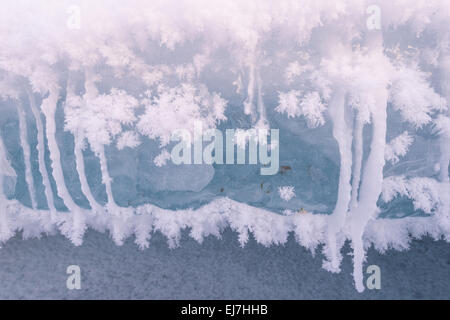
0 0 449 294
0 230 448 300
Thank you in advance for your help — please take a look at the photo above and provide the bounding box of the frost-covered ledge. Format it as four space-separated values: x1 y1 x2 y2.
1 198 448 280
2 197 447 251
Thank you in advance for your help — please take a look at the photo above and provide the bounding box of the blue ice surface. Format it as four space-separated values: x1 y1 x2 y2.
1 91 442 218
0 94 338 212
0 229 448 299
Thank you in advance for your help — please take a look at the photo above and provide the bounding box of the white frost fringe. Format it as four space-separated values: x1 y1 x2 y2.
0 197 448 262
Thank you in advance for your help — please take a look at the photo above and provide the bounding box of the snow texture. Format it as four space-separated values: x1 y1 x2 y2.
0 0 449 293
0 230 448 299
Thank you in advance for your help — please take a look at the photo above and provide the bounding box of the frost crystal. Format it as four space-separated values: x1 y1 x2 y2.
278 186 296 201
0 0 449 293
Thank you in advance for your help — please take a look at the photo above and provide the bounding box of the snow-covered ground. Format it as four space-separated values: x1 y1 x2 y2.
0 230 448 299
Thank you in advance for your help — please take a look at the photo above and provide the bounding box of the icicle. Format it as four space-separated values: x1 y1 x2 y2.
0 137 15 178
244 53 257 122
350 81 388 293
17 101 37 209
40 86 86 245
96 144 134 245
345 31 388 292
27 90 57 216
74 134 102 212
67 75 103 214
75 68 130 245
40 87 78 211
81 69 133 244
97 144 116 209
325 87 353 272
255 66 269 129
350 115 364 208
